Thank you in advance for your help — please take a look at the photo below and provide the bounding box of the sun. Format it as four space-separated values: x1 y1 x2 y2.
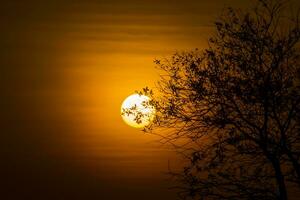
121 94 155 128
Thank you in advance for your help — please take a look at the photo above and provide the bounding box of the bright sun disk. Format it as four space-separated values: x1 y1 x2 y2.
121 94 155 128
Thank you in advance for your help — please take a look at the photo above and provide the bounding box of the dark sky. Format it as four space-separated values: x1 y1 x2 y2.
1 0 299 200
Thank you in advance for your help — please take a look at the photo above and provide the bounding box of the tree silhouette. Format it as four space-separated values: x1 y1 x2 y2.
123 0 300 199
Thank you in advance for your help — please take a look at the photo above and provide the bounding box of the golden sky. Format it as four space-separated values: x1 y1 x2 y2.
2 0 299 199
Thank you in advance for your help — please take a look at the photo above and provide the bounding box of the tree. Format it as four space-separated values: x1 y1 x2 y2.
123 0 300 199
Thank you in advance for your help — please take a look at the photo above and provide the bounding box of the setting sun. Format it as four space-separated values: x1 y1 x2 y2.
121 94 155 128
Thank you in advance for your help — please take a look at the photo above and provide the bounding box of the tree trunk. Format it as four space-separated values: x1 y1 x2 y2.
271 158 288 200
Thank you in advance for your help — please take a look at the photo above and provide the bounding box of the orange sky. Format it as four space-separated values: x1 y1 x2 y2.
2 0 299 199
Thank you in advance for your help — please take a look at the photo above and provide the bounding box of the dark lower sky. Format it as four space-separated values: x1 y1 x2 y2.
1 0 299 199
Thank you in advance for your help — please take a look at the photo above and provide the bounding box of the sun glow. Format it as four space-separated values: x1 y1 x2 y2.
121 94 155 128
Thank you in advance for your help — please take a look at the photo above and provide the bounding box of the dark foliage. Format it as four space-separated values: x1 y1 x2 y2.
123 0 300 199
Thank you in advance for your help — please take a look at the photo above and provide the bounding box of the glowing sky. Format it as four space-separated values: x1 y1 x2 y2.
1 0 299 199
